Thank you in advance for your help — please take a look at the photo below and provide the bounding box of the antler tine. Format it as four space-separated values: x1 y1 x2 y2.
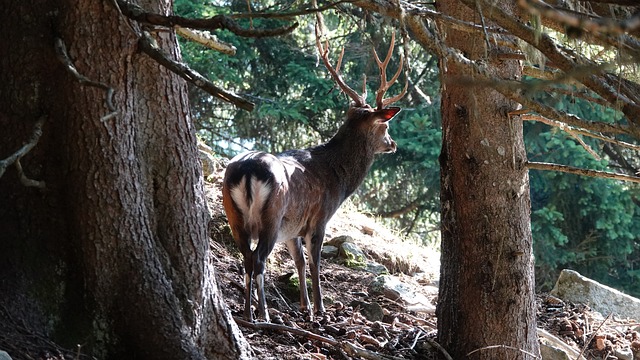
373 32 407 110
315 23 366 107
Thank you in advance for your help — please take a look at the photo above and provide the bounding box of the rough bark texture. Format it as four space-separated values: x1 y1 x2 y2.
0 1 251 359
436 1 540 359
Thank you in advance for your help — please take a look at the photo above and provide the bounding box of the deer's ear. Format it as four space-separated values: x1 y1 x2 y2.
377 107 401 122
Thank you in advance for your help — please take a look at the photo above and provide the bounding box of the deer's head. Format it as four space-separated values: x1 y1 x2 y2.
316 27 406 155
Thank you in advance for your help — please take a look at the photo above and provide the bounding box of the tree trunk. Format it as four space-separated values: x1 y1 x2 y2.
436 1 540 359
0 1 251 359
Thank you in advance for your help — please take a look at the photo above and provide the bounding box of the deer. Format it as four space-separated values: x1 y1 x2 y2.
222 27 407 322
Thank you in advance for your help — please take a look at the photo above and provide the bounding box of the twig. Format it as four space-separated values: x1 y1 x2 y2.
466 344 541 359
576 313 613 360
521 113 640 152
175 26 236 55
527 161 640 183
54 37 118 119
138 31 254 111
234 317 405 360
15 159 45 189
519 114 600 160
231 0 354 20
409 329 422 349
117 0 298 38
0 116 46 186
422 337 453 360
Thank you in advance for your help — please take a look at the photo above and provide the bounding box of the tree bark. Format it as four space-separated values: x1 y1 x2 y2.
436 1 540 359
0 1 251 359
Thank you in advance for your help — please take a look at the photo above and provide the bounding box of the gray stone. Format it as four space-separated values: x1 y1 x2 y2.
365 262 388 275
550 269 640 320
369 275 435 313
0 351 12 360
350 300 384 322
321 245 339 259
538 328 586 360
614 346 633 360
339 241 366 263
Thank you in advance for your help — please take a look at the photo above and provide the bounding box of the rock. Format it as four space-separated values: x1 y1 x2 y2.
364 262 388 275
369 275 435 314
321 245 339 259
339 241 366 262
0 351 12 360
550 269 640 320
350 300 384 322
538 328 586 360
198 141 217 178
614 346 633 360
327 236 368 269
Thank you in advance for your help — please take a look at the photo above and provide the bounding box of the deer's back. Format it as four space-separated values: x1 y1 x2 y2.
223 149 343 242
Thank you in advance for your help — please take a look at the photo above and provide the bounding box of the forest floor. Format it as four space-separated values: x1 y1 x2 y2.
3 162 638 360
205 163 640 360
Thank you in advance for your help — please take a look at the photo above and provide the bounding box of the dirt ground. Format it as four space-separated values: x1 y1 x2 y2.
206 168 640 360
1 165 638 360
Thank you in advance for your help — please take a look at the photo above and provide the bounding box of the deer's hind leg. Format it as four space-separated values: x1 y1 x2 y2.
286 236 311 315
252 228 279 322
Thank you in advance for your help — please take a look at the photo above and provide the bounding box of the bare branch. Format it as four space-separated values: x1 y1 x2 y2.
234 317 406 360
15 159 45 189
466 344 541 359
138 31 254 112
519 0 640 36
0 116 46 187
54 37 117 117
231 0 355 20
527 161 640 183
520 114 640 152
458 0 640 126
117 0 298 38
175 26 236 55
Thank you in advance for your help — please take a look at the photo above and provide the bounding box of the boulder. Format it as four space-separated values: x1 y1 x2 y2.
369 275 435 313
538 328 586 360
551 269 640 320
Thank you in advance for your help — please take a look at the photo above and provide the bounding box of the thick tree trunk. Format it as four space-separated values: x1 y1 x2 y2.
0 1 251 359
435 1 540 359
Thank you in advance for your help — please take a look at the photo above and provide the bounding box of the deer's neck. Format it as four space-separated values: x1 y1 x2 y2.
313 132 376 199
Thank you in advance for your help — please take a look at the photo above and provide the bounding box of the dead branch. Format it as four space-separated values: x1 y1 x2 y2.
466 344 541 359
519 0 640 36
0 116 46 187
138 31 254 112
54 37 117 119
422 336 454 360
520 114 640 152
457 0 640 126
14 159 45 189
175 26 236 55
233 317 405 360
116 0 298 38
527 161 640 183
231 0 354 20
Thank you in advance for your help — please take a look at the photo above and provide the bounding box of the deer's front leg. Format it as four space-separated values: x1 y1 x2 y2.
308 229 326 315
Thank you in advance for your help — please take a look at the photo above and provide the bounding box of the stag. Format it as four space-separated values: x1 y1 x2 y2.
222 29 407 322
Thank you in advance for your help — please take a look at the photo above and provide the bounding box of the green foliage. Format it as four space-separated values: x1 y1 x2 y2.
528 93 640 296
175 0 443 243
174 1 639 296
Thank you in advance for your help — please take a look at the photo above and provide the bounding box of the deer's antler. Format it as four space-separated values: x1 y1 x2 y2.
315 23 367 108
373 32 408 110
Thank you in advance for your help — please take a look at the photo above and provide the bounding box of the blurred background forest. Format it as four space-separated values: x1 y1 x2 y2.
174 0 639 296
